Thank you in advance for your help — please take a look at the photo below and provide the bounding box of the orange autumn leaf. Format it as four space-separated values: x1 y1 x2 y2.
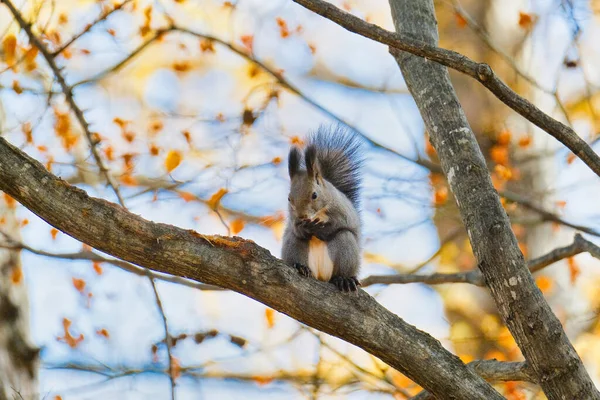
54 396 63 400
276 17 290 38
497 130 511 145
536 276 553 293
425 139 436 157
240 35 254 52
253 376 274 386
12 80 23 94
200 39 215 52
265 308 275 328
22 122 33 143
567 257 580 285
21 218 29 227
165 150 182 173
173 61 191 72
518 136 532 148
171 356 182 380
149 143 160 156
96 328 110 338
93 262 103 275
230 218 245 235
290 136 304 146
178 191 195 202
2 34 17 66
207 188 228 210
11 266 23 285
50 228 59 240
556 200 567 208
72 277 86 293
566 152 576 164
434 186 448 205
494 164 513 181
455 12 467 28
23 46 38 71
120 174 137 186
518 11 534 29
490 145 509 166
3 193 16 209
272 156 282 165
57 318 84 348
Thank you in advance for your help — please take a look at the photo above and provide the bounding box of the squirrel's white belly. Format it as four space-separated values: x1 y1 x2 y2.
308 237 334 281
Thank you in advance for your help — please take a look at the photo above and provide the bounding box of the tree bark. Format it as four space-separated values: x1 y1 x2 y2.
388 0 599 399
0 136 503 399
0 199 38 399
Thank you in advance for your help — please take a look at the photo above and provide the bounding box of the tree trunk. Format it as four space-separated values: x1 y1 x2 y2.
388 0 600 398
0 196 38 399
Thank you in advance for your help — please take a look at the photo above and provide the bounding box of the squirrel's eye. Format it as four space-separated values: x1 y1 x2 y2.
288 196 291 202
311 192 317 200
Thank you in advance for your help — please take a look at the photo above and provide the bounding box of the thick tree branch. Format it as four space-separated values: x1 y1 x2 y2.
1 0 125 206
291 0 600 179
0 137 502 398
386 0 599 399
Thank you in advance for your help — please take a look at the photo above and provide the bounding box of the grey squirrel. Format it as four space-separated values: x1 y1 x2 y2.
282 125 363 292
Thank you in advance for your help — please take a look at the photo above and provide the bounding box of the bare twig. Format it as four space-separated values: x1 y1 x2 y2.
148 278 175 400
291 0 600 178
1 0 125 206
362 233 600 287
52 0 133 56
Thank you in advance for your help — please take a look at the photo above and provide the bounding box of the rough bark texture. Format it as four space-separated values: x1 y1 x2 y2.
0 137 503 399
0 202 38 399
388 0 600 399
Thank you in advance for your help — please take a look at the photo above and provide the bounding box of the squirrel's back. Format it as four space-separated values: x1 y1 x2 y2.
306 125 364 208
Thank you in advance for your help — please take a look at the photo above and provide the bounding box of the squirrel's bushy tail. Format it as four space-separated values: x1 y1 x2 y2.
307 125 364 208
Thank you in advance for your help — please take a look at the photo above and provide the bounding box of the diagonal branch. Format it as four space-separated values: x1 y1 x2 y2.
1 0 125 206
291 0 600 179
0 136 503 399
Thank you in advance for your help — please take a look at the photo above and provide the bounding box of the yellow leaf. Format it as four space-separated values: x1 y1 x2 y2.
568 257 580 285
2 34 17 66
230 218 245 235
536 276 553 293
265 308 275 328
207 188 228 210
165 150 182 173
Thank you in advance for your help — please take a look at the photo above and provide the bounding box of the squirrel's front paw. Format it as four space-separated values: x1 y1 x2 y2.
294 263 312 278
330 276 360 292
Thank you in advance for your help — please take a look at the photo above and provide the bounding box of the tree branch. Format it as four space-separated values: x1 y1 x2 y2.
291 0 600 179
362 233 600 287
0 0 126 206
410 360 536 400
0 137 502 398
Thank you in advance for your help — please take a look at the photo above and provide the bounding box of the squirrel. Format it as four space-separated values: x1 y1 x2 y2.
282 125 364 292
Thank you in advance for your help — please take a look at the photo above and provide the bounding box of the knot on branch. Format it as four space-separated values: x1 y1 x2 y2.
477 63 493 82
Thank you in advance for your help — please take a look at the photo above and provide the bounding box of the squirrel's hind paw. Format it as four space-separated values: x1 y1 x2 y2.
294 263 312 278
330 276 360 292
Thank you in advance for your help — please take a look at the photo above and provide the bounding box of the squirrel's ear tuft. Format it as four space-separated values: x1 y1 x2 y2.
305 145 320 181
288 147 301 178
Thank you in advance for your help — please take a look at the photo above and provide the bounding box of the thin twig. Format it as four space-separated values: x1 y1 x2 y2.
52 0 133 56
361 233 600 287
148 277 176 400
1 0 126 206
